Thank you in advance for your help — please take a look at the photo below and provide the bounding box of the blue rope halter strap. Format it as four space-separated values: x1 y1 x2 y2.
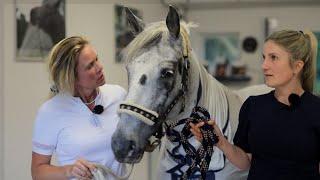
165 107 216 180
165 103 230 180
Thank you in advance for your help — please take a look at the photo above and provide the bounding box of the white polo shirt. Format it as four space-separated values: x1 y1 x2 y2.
32 84 126 177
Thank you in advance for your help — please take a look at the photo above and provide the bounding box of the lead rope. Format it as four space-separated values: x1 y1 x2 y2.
92 163 134 180
165 106 219 180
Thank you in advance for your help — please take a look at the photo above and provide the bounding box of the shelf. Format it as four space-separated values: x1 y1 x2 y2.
215 75 251 83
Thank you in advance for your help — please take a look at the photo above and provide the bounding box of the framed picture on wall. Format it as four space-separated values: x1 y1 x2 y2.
313 32 320 95
202 32 250 82
16 0 65 61
114 5 142 63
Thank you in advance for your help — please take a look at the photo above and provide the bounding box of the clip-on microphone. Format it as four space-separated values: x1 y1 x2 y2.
93 105 104 114
288 93 301 110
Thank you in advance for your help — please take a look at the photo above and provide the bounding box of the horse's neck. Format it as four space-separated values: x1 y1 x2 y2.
160 57 234 172
193 54 230 126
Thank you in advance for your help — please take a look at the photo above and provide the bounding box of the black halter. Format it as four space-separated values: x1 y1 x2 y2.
118 54 191 150
150 55 191 142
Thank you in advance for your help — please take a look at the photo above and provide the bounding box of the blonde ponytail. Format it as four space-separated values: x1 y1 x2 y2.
302 30 318 92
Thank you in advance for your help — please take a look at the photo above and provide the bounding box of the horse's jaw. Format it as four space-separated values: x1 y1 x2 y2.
115 156 143 164
114 150 144 164
164 86 201 125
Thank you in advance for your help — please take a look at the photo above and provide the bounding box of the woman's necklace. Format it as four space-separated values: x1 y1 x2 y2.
84 90 100 105
84 99 95 105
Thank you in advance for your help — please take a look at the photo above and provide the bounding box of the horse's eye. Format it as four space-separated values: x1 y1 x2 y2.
160 69 174 79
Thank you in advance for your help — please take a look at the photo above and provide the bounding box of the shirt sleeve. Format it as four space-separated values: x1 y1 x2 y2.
32 105 59 155
233 96 252 153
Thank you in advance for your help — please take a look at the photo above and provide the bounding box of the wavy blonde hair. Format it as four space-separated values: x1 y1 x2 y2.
47 36 89 97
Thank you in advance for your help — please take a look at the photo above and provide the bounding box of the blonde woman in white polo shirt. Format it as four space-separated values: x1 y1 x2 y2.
31 36 127 180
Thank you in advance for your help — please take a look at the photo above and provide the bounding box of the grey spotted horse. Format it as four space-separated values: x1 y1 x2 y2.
110 6 272 180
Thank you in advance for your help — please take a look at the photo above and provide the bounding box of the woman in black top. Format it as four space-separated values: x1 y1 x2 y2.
190 30 320 180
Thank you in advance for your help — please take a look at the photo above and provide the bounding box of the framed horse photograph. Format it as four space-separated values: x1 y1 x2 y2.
15 0 65 62
114 4 142 63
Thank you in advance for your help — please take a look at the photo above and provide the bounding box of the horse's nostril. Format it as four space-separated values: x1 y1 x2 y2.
129 140 136 150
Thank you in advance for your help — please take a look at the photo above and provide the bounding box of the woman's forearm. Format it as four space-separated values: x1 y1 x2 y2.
218 138 251 170
32 164 71 180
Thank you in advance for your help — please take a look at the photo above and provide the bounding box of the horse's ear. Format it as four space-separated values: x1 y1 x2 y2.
53 0 62 8
166 5 180 39
125 7 144 35
46 0 62 9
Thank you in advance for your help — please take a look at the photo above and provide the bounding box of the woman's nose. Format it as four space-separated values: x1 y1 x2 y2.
95 61 103 71
261 59 268 70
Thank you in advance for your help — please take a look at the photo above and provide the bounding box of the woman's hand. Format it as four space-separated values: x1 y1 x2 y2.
190 120 251 170
190 120 226 149
65 159 96 180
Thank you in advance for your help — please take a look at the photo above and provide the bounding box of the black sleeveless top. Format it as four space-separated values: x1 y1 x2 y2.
233 91 320 180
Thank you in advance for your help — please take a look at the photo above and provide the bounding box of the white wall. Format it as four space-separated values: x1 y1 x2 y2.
188 6 320 89
2 0 165 179
0 0 4 179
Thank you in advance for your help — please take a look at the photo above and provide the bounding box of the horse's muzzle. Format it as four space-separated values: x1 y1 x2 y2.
111 132 144 163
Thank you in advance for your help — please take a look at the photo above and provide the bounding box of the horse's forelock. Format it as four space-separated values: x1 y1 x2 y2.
122 21 195 64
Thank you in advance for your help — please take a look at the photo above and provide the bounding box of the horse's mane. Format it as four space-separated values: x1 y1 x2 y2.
122 21 196 63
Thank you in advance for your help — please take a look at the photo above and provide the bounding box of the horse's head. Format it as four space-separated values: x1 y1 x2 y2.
30 0 65 44
112 6 195 163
